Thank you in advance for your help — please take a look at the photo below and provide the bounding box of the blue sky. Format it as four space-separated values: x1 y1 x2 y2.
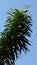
0 0 37 65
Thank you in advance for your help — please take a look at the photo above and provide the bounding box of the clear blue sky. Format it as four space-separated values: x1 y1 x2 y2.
0 0 37 65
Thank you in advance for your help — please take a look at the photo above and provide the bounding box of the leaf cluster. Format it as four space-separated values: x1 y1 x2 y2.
0 8 32 65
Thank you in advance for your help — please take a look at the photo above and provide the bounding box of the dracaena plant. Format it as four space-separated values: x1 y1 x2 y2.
0 8 32 65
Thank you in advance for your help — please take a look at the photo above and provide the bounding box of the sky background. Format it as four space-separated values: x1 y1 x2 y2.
0 0 37 65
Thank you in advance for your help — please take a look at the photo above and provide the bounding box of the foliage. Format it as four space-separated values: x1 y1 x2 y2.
0 8 32 65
